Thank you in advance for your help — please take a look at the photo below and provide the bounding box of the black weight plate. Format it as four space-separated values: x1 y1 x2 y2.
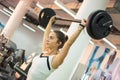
87 10 102 39
87 10 112 40
38 8 56 28
91 10 112 39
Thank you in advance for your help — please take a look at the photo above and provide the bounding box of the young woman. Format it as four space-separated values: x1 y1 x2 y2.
26 16 86 80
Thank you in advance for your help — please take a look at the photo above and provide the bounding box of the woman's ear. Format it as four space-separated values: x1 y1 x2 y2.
57 41 63 49
58 41 62 46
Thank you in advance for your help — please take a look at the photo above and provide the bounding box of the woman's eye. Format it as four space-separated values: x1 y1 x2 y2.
50 36 53 39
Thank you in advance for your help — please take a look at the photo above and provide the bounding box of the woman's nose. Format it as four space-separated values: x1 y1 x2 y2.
46 38 49 42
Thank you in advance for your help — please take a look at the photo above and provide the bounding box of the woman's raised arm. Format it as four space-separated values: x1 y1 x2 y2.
42 16 56 51
52 20 86 69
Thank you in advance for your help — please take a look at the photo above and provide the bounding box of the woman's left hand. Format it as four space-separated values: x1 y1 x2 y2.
49 16 56 24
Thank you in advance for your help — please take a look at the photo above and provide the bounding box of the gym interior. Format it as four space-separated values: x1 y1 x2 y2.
0 0 120 80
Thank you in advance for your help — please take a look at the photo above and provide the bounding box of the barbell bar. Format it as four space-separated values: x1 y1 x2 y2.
55 17 81 23
38 8 113 40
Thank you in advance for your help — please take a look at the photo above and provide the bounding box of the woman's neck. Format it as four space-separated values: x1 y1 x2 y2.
43 48 58 55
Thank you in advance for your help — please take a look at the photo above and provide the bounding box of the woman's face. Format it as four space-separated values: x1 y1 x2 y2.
46 31 60 49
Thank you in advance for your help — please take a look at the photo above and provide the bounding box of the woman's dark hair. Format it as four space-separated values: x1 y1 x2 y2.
54 30 68 49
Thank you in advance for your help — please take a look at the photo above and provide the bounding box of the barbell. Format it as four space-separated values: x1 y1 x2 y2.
38 8 113 40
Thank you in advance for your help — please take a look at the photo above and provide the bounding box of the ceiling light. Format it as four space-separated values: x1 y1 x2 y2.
37 25 54 32
102 38 117 49
60 28 67 35
3 8 12 15
9 7 14 12
37 25 45 32
89 40 94 45
0 9 11 17
23 23 36 32
36 2 44 9
54 0 76 18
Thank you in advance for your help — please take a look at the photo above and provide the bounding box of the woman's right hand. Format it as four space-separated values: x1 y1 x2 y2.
78 19 87 30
